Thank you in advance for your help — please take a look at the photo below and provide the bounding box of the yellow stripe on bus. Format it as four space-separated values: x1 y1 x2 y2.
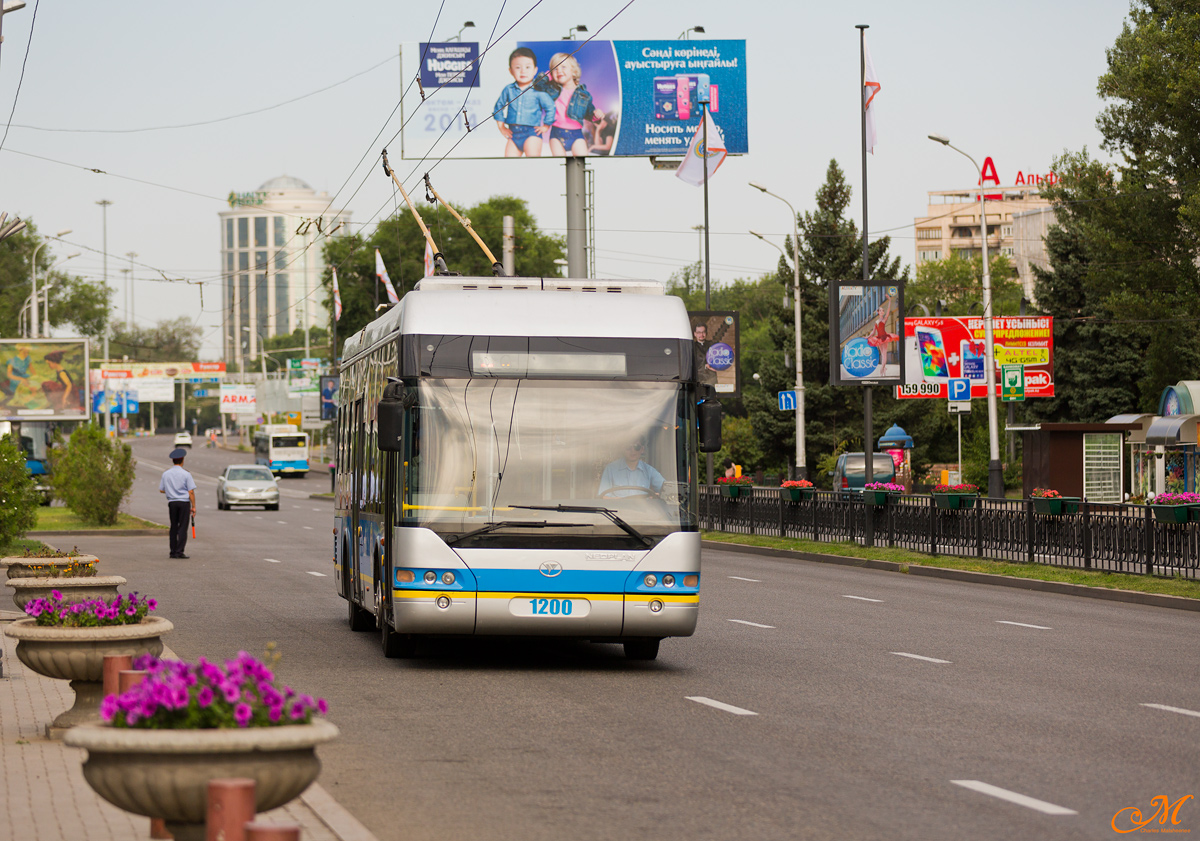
389 590 698 604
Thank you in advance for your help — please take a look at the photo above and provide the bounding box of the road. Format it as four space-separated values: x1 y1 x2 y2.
74 434 1200 840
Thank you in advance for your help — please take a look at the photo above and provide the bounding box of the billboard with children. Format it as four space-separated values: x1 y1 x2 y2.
0 339 90 422
400 39 748 160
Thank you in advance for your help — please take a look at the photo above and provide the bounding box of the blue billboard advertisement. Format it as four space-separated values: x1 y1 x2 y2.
400 40 747 159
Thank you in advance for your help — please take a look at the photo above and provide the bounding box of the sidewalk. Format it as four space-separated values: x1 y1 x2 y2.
0 609 377 841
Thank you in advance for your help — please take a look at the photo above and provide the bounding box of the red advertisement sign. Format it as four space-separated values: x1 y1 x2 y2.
895 316 1054 399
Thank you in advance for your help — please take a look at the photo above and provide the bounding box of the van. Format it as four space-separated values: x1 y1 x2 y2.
829 452 896 491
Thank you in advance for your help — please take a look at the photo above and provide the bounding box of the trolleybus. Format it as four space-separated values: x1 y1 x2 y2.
333 276 721 660
254 424 310 475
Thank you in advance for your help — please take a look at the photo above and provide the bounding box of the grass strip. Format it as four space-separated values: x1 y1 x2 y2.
702 530 1200 601
0 537 52 556
32 507 167 532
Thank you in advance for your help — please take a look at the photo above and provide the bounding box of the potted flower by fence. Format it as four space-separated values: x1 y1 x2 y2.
717 476 754 499
64 652 338 841
1030 487 1081 515
780 479 814 502
3 591 171 736
1148 491 1200 524
931 483 980 510
862 482 904 505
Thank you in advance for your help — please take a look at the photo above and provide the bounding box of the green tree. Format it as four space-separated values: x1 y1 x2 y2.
48 426 136 526
108 317 203 362
322 195 565 355
907 252 1023 316
0 434 41 545
0 223 111 338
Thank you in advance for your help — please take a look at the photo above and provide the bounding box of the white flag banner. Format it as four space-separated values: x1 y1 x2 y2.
331 266 342 321
863 35 881 155
375 248 400 304
675 110 727 187
423 238 434 278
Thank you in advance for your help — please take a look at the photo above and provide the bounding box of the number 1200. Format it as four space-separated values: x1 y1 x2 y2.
529 598 572 616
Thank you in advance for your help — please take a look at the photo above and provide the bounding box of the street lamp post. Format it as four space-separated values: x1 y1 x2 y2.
928 133 1003 498
748 183 806 480
445 21 474 41
29 228 72 338
42 252 80 337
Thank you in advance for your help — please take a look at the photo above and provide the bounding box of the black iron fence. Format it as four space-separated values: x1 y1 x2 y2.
698 486 1199 580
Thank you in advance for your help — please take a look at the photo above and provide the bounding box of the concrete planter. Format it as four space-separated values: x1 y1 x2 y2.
6 574 125 611
3 616 172 736
3 554 100 579
65 719 339 841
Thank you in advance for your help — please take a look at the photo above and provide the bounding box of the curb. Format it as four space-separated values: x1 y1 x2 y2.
701 540 1200 613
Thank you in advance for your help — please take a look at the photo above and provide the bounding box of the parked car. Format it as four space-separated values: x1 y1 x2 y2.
173 431 193 448
216 464 280 511
829 452 896 492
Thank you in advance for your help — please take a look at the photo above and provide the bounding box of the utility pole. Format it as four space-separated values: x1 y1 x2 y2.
125 251 137 329
97 199 113 436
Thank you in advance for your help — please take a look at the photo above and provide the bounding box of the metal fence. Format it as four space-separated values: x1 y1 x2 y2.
698 486 1199 580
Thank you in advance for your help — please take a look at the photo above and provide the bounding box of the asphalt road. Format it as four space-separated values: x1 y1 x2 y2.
74 434 1200 841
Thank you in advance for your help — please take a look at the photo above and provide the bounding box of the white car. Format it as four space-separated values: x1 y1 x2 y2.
217 465 280 511
173 431 193 448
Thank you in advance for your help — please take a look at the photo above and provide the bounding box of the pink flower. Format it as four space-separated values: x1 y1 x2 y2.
234 703 253 727
196 686 214 708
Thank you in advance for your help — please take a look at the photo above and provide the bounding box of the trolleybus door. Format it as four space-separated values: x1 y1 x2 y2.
348 397 365 604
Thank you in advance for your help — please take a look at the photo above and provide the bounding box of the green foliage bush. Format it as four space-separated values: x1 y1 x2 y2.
48 426 136 526
0 434 41 545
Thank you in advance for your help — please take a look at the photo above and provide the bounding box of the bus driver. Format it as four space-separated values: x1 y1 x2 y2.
598 436 665 498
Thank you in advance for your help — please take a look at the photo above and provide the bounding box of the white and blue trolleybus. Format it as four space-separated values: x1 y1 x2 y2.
254 424 310 475
333 276 722 660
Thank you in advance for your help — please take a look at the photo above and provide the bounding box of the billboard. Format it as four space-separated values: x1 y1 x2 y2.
829 284 905 386
688 311 739 397
219 384 256 414
97 361 226 380
0 339 90 421
287 358 321 396
401 40 747 159
895 316 1055 399
320 375 339 421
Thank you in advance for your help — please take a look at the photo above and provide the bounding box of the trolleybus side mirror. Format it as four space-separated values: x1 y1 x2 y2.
698 395 722 453
377 380 409 452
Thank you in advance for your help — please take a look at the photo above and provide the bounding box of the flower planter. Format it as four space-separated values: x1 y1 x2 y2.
2 554 99 580
65 719 338 841
3 616 172 736
863 490 896 506
933 493 978 510
6 574 125 611
782 488 815 502
1189 505 1200 523
1151 504 1191 524
720 485 752 499
1032 497 1081 515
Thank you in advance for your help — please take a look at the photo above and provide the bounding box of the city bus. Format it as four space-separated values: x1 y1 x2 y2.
333 276 721 661
253 424 310 475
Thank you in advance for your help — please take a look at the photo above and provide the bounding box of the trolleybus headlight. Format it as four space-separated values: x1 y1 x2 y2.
644 574 657 587
436 596 451 609
683 575 699 587
396 570 415 584
441 572 455 585
424 571 437 584
649 599 664 613
662 574 675 587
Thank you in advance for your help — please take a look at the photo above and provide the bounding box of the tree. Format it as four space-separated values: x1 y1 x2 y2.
907 252 1023 316
0 434 41 545
0 223 111 338
108 318 203 362
48 425 136 526
322 195 565 354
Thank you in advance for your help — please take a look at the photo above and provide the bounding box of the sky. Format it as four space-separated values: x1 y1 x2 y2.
0 0 1133 360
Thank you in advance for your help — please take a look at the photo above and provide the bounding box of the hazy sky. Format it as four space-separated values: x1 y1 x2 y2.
0 0 1131 359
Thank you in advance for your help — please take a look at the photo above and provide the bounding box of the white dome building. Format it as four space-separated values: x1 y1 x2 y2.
218 175 351 366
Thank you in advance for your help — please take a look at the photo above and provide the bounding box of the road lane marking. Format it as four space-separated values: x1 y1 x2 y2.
842 595 883 602
996 620 1052 630
727 576 761 582
1141 703 1200 719
254 516 263 520
950 780 1077 815
265 558 281 563
293 505 302 509
277 521 287 524
685 696 758 716
306 571 327 577
312 508 322 511
303 526 314 530
891 652 951 664
728 619 775 629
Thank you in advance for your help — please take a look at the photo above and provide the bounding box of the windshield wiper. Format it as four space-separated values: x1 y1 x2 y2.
508 504 654 548
444 520 593 546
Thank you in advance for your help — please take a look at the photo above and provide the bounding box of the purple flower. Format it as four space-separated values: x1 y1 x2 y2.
196 686 214 708
147 598 158 610
288 702 307 721
51 590 62 600
221 682 240 704
267 704 283 723
234 703 253 727
317 698 328 715
100 695 119 721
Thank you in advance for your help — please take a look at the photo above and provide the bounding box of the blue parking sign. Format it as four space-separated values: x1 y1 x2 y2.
948 378 971 402
778 391 797 411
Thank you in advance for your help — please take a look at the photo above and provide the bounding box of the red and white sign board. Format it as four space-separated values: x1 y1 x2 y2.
895 316 1054 399
219 384 256 414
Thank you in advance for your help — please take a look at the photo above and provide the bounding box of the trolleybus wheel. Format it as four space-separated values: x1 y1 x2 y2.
623 638 660 661
348 597 373 632
380 613 415 658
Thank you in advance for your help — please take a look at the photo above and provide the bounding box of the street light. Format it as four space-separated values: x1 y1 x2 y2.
243 326 267 379
928 132 1002 498
678 25 706 39
42 251 80 337
445 21 474 41
749 230 791 309
748 182 807 480
29 228 71 338
562 24 587 40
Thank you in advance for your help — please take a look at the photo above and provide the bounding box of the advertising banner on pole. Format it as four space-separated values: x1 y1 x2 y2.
219 384 256 414
320 375 339 421
97 361 226 380
894 316 1054 399
687 311 739 397
400 40 747 160
828 283 905 386
0 339 90 421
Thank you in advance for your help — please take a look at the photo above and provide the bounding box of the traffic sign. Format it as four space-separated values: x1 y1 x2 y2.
193 389 208 398
948 401 972 414
948 377 971 402
1001 364 1026 402
777 390 796 411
